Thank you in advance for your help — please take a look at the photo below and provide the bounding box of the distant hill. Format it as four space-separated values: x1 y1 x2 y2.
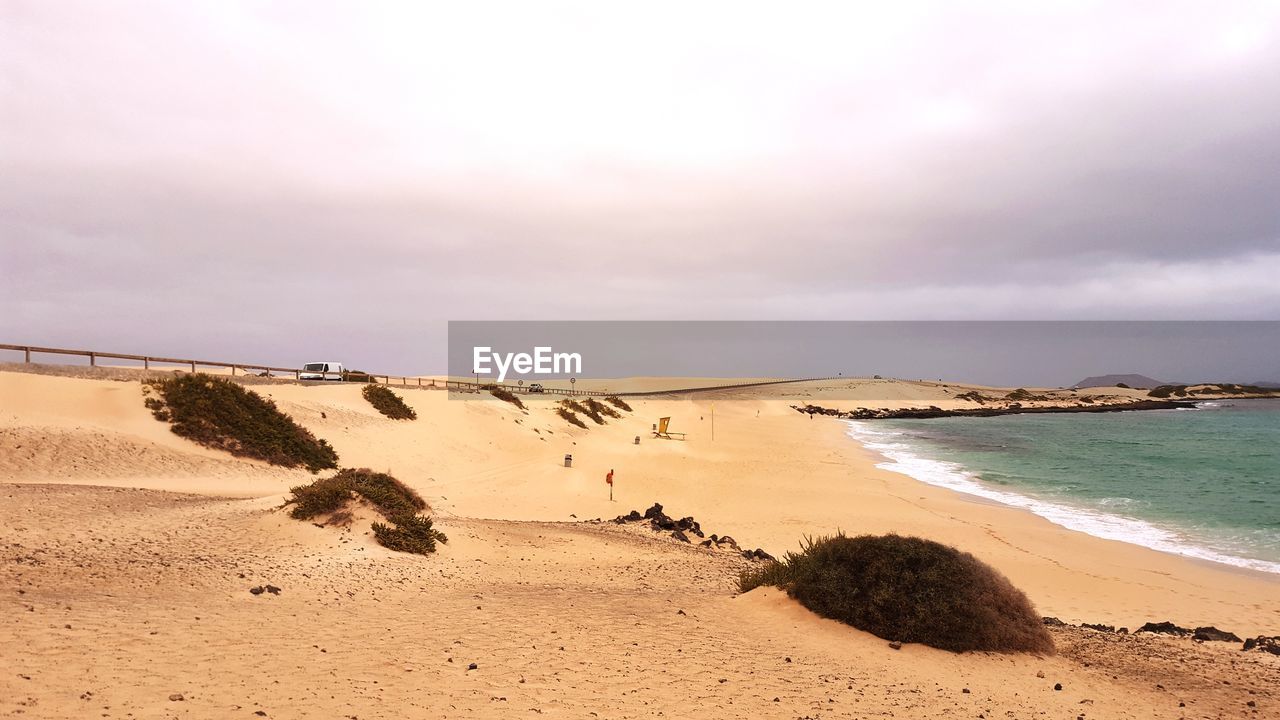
1072 373 1164 389
1250 381 1280 389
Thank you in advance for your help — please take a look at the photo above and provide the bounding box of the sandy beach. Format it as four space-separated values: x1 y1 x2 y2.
2 368 1277 718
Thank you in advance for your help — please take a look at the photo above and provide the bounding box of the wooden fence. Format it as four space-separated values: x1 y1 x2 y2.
0 343 840 397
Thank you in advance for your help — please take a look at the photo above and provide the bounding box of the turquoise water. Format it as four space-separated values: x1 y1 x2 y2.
845 399 1280 574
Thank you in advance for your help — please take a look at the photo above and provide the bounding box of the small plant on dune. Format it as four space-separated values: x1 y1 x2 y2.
490 387 526 409
145 373 338 472
362 384 417 420
288 469 444 555
562 399 604 424
605 395 632 412
584 397 621 419
289 468 425 520
556 406 587 428
372 514 448 554
740 533 1053 654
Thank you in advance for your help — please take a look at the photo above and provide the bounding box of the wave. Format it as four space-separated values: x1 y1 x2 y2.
845 421 1280 575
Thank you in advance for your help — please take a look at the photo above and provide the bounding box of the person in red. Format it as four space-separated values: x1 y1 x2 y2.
606 469 614 500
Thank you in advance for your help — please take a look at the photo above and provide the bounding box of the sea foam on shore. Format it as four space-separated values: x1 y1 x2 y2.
845 421 1280 575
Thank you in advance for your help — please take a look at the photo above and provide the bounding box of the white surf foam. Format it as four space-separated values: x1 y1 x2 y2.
845 421 1280 575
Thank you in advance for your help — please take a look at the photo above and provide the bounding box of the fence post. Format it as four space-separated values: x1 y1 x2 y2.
190 361 196 372
24 347 30 363
294 370 300 380
144 357 149 370
231 365 237 376
89 352 96 367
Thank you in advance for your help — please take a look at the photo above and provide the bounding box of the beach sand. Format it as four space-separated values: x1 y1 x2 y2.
2 369 1277 718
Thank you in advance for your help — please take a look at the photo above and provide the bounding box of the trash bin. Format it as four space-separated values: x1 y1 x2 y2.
634 436 640 445
564 454 573 468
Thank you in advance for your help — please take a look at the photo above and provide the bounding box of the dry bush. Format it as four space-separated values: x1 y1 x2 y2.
584 398 620 419
490 387 526 409
741 533 1053 654
562 399 604 424
146 373 338 472
556 406 587 428
605 395 632 412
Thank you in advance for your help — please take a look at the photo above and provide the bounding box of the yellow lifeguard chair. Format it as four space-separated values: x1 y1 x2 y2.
652 417 687 440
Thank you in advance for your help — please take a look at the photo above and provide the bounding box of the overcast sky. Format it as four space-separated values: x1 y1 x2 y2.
3 1 1279 375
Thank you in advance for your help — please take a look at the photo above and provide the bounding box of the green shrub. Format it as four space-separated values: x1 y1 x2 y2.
556 406 587 428
490 387 526 409
145 373 338 472
605 395 632 412
289 468 425 520
740 533 1053 654
372 514 448 555
362 384 417 420
1115 382 1130 389
288 469 442 555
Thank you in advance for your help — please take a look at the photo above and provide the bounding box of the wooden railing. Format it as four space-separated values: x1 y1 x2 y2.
0 343 842 397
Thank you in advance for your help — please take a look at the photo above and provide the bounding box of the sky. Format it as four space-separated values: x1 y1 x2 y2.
3 1 1280 377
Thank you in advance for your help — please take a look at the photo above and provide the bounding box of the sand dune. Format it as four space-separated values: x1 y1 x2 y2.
1 367 1277 717
5 483 1274 719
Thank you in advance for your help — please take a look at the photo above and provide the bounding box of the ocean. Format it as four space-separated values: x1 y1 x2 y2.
845 399 1280 574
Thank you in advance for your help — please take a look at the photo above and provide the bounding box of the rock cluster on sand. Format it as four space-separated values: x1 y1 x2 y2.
791 400 1196 420
613 503 775 561
1049 617 1266 650
1242 636 1280 655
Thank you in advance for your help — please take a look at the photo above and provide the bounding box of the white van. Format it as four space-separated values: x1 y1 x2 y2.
300 362 345 381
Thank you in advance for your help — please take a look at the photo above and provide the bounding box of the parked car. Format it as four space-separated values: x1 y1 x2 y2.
528 383 545 393
300 362 345 381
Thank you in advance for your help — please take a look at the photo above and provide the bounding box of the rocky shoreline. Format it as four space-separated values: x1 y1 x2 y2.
794 399 1198 420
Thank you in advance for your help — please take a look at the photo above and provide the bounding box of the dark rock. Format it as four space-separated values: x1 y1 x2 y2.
1136 621 1191 636
1193 626 1241 643
264 585 281 595
467 663 478 670
643 503 664 519
717 535 738 548
652 517 676 531
752 548 776 561
888 641 902 650
699 539 713 547
1054 683 1063 691
1242 636 1280 655
249 586 265 595
672 530 690 543
168 693 184 702
962 688 970 694
1082 623 1115 633
1042 617 1067 626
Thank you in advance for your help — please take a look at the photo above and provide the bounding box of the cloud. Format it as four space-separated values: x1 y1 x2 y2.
3 1 1279 372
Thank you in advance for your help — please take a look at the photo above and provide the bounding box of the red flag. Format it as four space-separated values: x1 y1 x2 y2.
606 470 614 485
